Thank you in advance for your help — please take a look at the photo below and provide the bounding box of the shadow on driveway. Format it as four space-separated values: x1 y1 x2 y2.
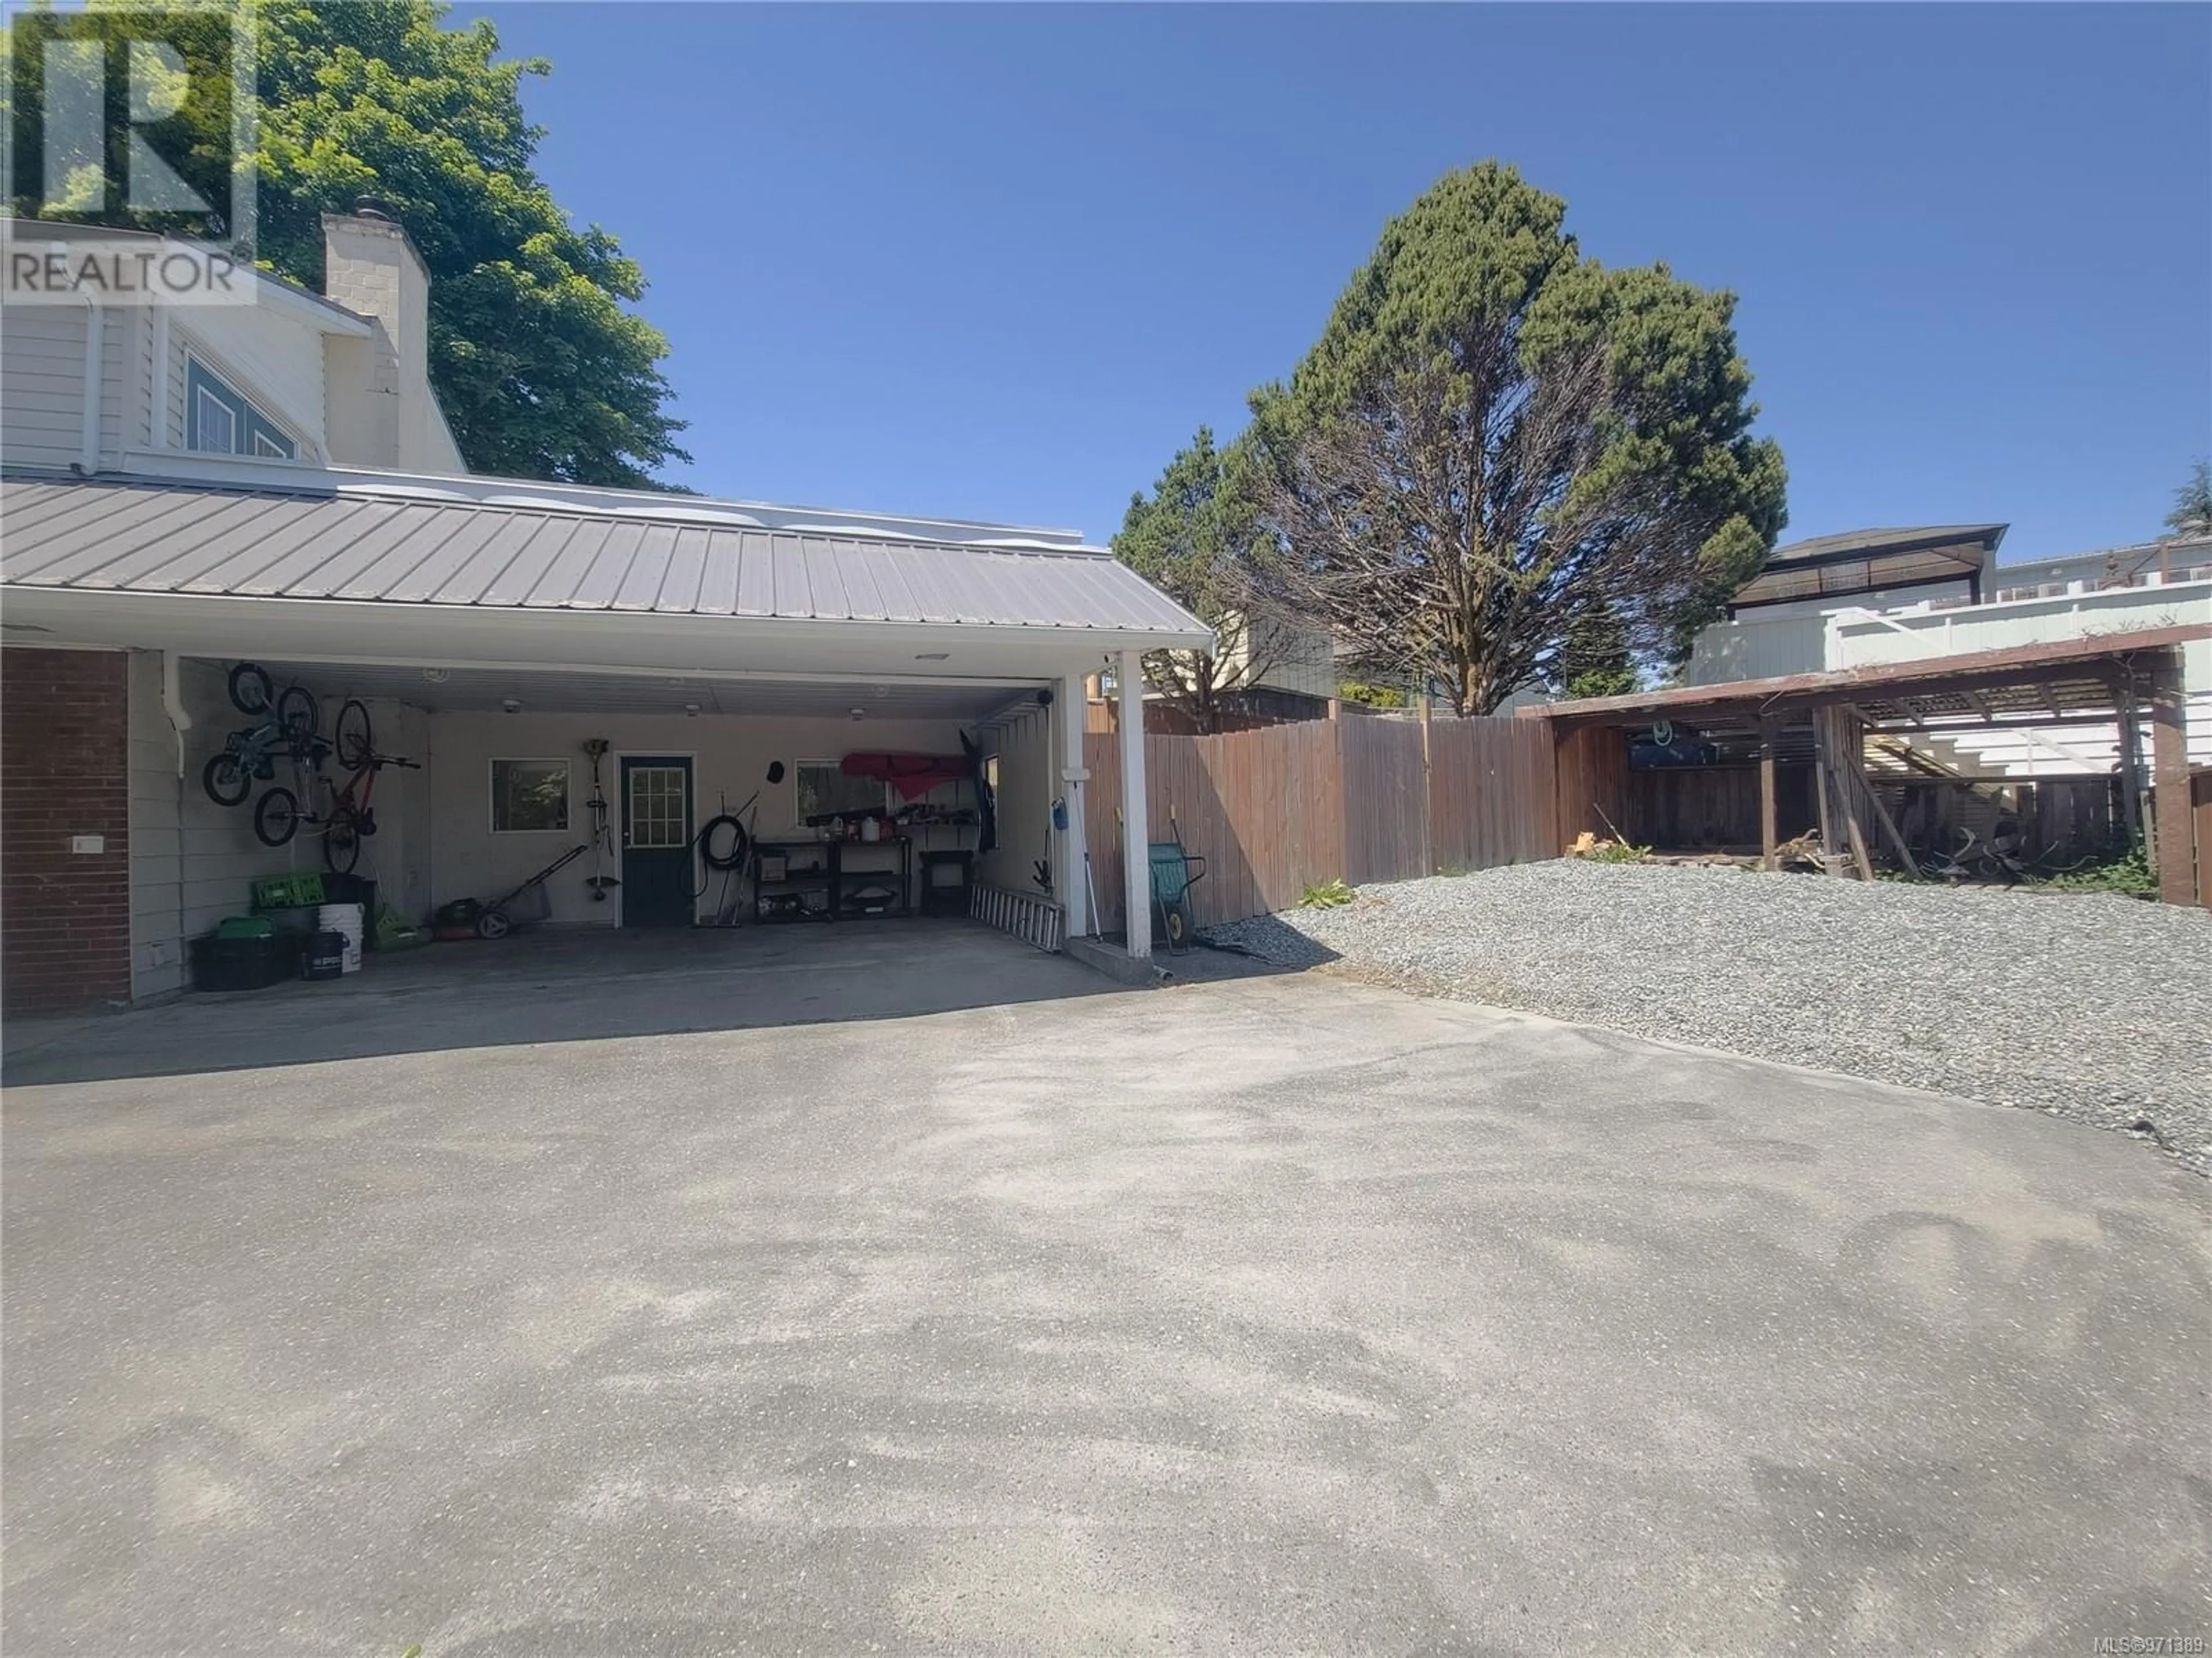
2 919 1257 1085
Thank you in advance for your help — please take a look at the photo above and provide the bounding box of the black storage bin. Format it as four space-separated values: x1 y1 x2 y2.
921 851 973 918
189 933 298 994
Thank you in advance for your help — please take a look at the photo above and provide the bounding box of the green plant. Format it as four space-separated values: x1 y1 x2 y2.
1300 878 1358 907
1338 681 1408 710
1578 839 1652 864
2035 841 2157 896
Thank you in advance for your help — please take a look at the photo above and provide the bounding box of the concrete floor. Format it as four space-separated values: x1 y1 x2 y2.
3 942 2207 1656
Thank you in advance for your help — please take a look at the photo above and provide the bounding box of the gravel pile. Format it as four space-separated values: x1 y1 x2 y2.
1206 861 2212 1173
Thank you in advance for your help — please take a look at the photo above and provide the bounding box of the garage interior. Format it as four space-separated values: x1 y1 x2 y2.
145 651 1082 1000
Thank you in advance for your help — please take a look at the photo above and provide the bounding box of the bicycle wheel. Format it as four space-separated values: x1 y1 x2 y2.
334 699 373 770
324 807 363 874
253 788 300 847
276 686 318 743
203 751 251 807
228 661 274 715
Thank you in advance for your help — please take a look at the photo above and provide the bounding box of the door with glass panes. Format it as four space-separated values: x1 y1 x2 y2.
619 756 694 926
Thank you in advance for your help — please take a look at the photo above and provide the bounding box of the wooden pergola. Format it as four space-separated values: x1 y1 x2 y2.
1527 623 2209 903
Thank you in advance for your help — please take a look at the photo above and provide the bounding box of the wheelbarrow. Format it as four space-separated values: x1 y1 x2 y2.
435 844 588 940
1147 838 1207 955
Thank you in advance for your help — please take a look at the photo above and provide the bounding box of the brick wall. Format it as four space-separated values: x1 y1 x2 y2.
2 648 131 1014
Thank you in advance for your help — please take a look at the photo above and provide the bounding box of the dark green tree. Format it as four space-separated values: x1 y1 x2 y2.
1247 162 1786 714
2165 460 2212 537
6 0 687 487
1112 428 1292 732
1555 601 1639 700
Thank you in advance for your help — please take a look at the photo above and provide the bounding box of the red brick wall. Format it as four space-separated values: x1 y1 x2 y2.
2 648 132 1014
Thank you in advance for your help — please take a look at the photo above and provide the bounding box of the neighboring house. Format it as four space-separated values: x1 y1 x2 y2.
1685 524 2008 684
1675 523 2212 777
0 218 1206 1015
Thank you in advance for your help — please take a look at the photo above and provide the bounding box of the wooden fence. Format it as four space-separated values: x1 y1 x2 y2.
1080 715 1560 934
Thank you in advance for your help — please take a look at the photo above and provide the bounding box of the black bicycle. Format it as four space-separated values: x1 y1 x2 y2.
202 663 322 808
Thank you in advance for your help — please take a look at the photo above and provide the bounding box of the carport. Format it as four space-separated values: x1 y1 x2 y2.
1532 624 2210 901
0 467 1214 1005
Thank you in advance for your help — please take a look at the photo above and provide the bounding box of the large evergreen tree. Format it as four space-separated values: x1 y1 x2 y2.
1248 162 1787 714
6 0 687 487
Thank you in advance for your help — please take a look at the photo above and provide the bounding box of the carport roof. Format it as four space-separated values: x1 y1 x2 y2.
0 472 1211 643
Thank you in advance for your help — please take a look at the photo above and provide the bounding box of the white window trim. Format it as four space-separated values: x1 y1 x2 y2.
488 756 574 835
183 353 304 463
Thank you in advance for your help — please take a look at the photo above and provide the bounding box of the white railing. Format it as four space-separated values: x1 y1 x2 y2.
1827 580 2212 671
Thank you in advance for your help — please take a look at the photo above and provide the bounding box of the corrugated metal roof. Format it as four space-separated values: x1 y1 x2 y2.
0 475 1210 639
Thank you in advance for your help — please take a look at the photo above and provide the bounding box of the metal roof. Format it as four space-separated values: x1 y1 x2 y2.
1765 524 2009 567
1524 623 2209 732
0 475 1210 641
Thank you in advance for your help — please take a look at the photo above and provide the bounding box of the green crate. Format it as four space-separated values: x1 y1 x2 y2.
252 873 324 910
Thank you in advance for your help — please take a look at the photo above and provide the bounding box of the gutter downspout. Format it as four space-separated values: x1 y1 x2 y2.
77 293 104 474
161 650 192 777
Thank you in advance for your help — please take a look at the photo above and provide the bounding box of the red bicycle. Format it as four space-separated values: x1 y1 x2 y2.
252 699 418 872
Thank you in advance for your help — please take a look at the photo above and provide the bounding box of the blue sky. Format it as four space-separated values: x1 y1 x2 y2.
478 3 2210 564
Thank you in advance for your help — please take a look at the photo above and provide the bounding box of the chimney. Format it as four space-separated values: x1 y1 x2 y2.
321 199 436 468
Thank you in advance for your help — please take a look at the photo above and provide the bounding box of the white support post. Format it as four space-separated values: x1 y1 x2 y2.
1054 673 1090 938
1118 649 1150 960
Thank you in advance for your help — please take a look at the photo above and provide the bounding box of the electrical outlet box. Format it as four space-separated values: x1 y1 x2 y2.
69 834 104 854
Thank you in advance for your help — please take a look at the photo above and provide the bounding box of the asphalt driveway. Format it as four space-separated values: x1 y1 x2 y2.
5 960 2207 1656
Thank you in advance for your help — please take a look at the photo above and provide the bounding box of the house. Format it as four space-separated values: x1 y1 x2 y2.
1681 523 2212 777
0 215 1209 1015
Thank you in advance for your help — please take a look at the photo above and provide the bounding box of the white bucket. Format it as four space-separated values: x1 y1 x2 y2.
317 903 364 972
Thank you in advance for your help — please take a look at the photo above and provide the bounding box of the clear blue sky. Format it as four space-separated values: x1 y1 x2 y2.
478 3 2210 564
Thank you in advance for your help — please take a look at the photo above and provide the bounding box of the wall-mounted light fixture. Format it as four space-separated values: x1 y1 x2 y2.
683 702 702 717
501 697 522 714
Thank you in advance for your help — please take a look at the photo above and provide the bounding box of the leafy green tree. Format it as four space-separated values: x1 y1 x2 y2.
1112 428 1291 732
1247 162 1786 715
1556 601 1639 700
5 0 686 487
2165 460 2212 537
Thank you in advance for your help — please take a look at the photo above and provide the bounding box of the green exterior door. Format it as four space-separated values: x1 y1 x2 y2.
620 756 694 927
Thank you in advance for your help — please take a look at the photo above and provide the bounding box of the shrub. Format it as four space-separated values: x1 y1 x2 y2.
2035 841 2157 897
1300 878 1358 908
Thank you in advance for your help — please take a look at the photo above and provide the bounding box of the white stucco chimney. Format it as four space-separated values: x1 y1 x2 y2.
321 200 462 472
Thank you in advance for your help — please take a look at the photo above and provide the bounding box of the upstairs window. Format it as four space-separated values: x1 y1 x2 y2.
185 359 297 460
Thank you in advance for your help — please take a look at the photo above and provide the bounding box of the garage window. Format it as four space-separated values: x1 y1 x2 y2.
491 759 571 832
794 760 887 823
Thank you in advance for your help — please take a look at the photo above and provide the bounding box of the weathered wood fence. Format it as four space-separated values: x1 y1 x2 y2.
1079 715 1567 934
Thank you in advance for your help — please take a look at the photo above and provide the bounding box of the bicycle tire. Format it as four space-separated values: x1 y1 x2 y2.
203 751 251 808
228 662 274 716
324 808 363 875
276 686 318 742
335 699 373 770
253 788 300 847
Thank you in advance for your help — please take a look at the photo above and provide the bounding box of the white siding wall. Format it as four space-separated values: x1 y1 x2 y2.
973 703 1052 896
425 711 972 927
0 303 128 470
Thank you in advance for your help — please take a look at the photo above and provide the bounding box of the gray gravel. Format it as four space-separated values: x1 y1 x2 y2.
1207 860 2212 1173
